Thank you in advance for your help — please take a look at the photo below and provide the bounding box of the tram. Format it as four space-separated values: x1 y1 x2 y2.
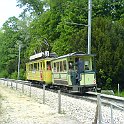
26 51 96 93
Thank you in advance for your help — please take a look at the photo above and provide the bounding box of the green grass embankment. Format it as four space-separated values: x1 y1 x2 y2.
115 90 124 97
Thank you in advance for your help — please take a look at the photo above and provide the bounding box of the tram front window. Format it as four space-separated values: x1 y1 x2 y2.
84 61 90 71
69 61 74 70
85 65 89 70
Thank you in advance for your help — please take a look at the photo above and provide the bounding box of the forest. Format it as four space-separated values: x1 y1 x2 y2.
0 0 124 91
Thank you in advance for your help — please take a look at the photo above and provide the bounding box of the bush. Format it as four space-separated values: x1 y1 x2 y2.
10 69 26 80
0 70 9 78
19 68 26 80
10 71 18 79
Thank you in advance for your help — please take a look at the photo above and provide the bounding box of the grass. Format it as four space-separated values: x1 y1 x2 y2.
114 90 124 97
101 89 124 97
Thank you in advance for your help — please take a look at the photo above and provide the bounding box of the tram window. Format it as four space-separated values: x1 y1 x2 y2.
37 63 39 71
47 61 51 70
54 63 57 72
40 62 42 70
57 62 59 72
60 61 63 72
63 60 67 71
84 61 90 70
30 64 33 71
69 61 74 70
34 63 37 70
43 62 45 69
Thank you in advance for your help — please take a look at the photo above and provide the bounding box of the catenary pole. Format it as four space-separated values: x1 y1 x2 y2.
88 0 92 54
17 44 21 80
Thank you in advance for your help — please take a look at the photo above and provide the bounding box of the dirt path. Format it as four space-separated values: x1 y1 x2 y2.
0 84 80 124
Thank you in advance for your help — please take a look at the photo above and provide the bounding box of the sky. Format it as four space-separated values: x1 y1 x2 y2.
0 0 23 27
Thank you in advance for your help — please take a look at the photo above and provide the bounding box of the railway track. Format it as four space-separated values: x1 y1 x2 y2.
1 78 124 110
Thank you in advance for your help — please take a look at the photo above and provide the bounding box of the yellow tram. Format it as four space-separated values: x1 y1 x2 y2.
26 51 54 84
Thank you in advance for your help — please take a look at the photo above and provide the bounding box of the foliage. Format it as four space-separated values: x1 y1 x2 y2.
0 16 30 79
0 70 9 78
115 90 124 97
10 71 18 79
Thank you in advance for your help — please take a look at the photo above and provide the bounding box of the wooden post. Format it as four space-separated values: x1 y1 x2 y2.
4 79 5 85
11 81 12 88
97 94 102 124
29 82 31 97
43 85 45 104
92 105 98 124
7 80 8 87
22 81 24 93
16 81 18 90
58 90 61 114
111 104 114 124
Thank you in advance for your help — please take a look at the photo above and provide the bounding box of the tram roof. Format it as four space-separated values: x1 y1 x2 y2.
52 52 96 60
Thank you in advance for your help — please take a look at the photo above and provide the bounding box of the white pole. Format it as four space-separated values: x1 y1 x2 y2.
88 0 92 54
17 44 21 80
118 83 120 96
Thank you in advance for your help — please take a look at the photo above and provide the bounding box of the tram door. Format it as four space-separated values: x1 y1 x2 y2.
68 61 77 85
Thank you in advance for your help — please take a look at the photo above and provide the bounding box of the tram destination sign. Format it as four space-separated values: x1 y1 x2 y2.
29 51 49 60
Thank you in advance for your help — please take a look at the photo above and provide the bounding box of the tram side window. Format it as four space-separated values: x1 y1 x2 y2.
63 60 67 72
37 63 39 71
53 63 57 72
43 62 45 70
57 62 59 72
29 64 33 71
47 61 51 70
69 61 74 70
34 63 37 71
40 62 42 70
60 61 63 72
